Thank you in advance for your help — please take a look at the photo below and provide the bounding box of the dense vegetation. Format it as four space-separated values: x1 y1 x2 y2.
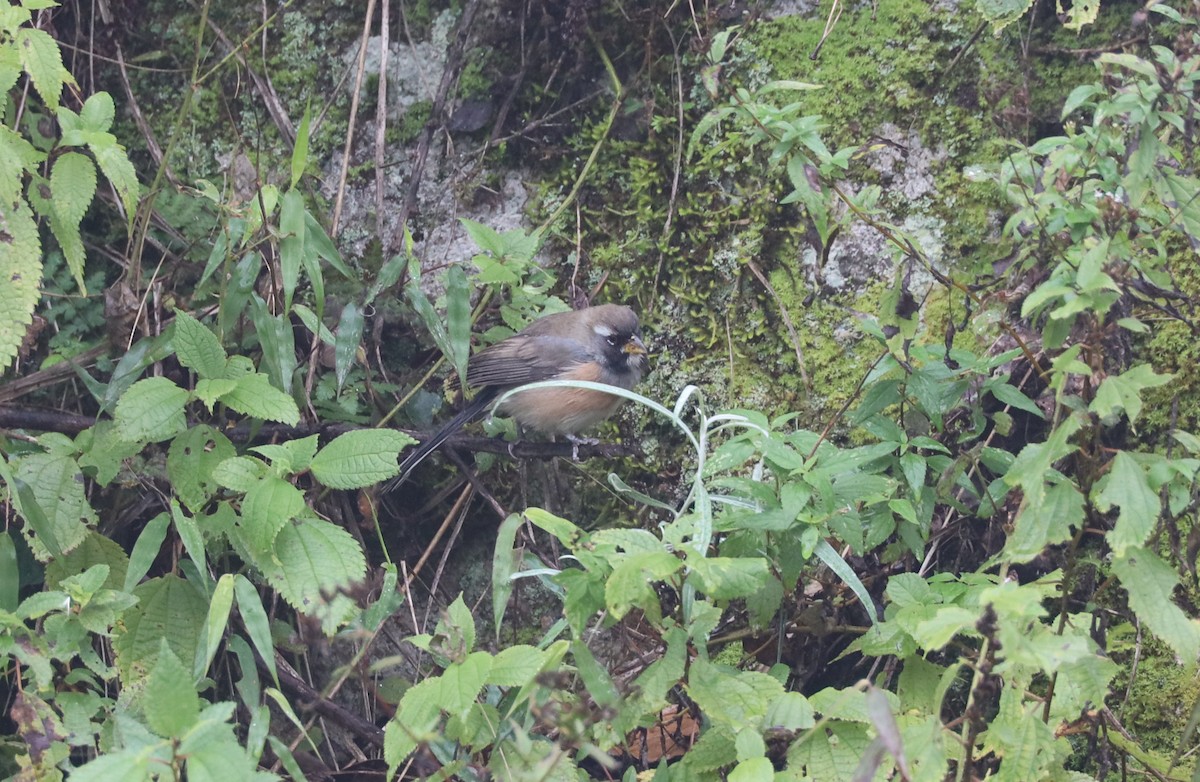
3 0 1200 780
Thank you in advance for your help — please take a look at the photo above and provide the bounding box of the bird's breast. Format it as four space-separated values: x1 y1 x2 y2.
498 386 629 435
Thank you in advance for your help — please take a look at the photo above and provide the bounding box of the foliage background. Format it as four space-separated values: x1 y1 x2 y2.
2 0 1200 779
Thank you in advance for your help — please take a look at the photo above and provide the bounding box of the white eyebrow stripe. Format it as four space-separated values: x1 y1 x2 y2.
593 324 615 337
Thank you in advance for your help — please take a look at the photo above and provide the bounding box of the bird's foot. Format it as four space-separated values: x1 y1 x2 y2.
564 433 599 461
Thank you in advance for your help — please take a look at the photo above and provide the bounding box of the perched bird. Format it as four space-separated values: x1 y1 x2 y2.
387 304 648 490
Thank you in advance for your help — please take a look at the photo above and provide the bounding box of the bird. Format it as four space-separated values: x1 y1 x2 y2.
386 303 648 490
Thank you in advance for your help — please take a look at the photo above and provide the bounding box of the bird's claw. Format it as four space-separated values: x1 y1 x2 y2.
564 434 599 461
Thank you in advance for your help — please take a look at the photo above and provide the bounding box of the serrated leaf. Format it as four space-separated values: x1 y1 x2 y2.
1094 452 1158 556
606 550 681 620
310 429 415 489
144 639 200 737
172 311 228 380
167 425 235 514
211 455 266 492
1090 364 1173 427
114 574 208 684
15 446 95 559
15 27 67 110
88 132 140 222
261 519 366 630
688 556 770 600
78 91 115 132
220 373 300 425
239 475 305 557
687 658 783 728
1112 547 1200 663
50 151 97 227
487 645 549 688
0 199 42 373
1005 479 1083 562
44 531 128 591
114 377 188 442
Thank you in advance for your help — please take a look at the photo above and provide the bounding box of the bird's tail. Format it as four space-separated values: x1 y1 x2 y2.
384 388 498 493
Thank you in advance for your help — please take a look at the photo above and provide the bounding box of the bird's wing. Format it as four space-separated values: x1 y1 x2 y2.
466 334 592 387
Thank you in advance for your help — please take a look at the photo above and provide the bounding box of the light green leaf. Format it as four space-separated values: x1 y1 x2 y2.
261 519 366 632
172 311 228 379
240 475 305 557
145 638 201 734
688 556 770 600
279 190 305 312
79 91 115 132
1005 479 1083 562
1094 451 1158 556
0 199 42 373
124 513 170 591
114 377 188 442
1090 364 1173 426
606 550 682 620
687 658 783 728
15 27 67 109
289 103 311 189
488 645 548 687
114 574 208 683
1112 547 1200 663
334 301 363 392
220 373 301 425
310 429 415 489
492 513 524 636
196 575 235 679
14 442 95 559
88 132 140 222
167 425 236 513
211 457 266 494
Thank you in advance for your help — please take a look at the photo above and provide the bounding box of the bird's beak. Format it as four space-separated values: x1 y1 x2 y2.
623 335 647 356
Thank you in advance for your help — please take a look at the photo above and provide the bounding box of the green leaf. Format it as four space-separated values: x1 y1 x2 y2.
444 264 473 386
289 103 311 189
261 519 366 633
79 91 115 132
0 532 16 612
239 475 305 557
145 638 200 737
310 429 415 489
1112 547 1200 663
488 645 548 687
249 297 297 394
167 425 236 514
0 199 42 373
196 574 235 679
15 27 67 109
492 513 524 636
334 301 364 392
233 574 279 685
279 190 305 312
1090 364 1173 427
114 574 208 683
15 443 95 559
44 531 128 591
1005 479 1083 562
172 311 228 379
688 556 770 600
114 377 188 442
124 512 170 591
688 658 783 728
606 550 681 621
572 640 619 707
88 132 140 223
1094 451 1158 556
220 373 300 425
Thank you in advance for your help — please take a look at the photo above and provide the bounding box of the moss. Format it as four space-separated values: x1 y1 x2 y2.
1112 639 1200 773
